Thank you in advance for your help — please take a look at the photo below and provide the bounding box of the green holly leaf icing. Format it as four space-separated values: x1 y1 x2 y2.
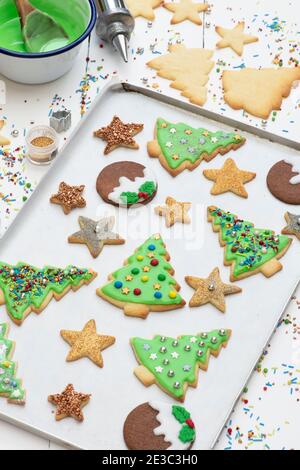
131 329 230 399
172 405 190 423
156 118 245 170
101 234 183 306
179 425 196 444
139 181 156 196
0 262 94 322
208 207 291 277
0 323 25 403
120 192 139 205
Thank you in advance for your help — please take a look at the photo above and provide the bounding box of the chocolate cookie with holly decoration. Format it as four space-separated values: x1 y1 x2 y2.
123 402 196 450
96 161 158 208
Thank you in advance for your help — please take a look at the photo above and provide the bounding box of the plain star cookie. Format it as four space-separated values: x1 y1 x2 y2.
123 402 196 450
282 212 300 241
68 216 125 258
0 323 25 405
185 267 241 313
61 319 115 368
203 158 256 198
0 120 11 146
207 206 292 281
0 262 97 325
131 329 231 401
155 197 191 227
216 22 258 56
223 67 300 119
147 44 215 106
48 384 91 422
267 160 300 205
164 0 208 25
97 234 185 319
94 116 144 154
50 182 86 215
126 0 163 20
147 118 245 177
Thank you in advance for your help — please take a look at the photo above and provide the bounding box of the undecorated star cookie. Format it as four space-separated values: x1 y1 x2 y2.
223 67 300 119
94 116 144 154
68 216 125 258
282 212 300 241
203 158 256 198
164 0 208 25
61 319 115 367
147 44 215 106
50 182 86 215
0 120 11 146
155 197 191 227
185 267 241 313
216 22 258 56
126 0 163 20
48 384 91 422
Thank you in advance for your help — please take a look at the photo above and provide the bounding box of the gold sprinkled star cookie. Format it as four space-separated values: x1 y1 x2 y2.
50 182 86 215
216 21 258 56
203 158 256 198
126 0 163 20
155 197 191 227
60 319 115 368
282 212 300 241
68 216 125 258
94 116 144 154
164 0 208 25
0 120 11 146
185 267 242 313
48 384 91 422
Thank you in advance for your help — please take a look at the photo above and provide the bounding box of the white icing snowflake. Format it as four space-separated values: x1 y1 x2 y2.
0 343 8 359
190 337 197 343
171 352 179 359
183 365 192 372
211 137 218 143
143 344 151 351
169 128 177 134
150 353 158 360
165 142 173 148
155 366 163 373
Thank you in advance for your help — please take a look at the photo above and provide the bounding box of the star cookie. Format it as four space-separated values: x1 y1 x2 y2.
216 22 258 56
94 116 144 154
0 120 11 146
155 197 191 227
164 0 208 25
68 216 125 258
282 212 300 241
126 0 163 20
50 182 86 215
185 267 242 313
48 384 91 422
60 319 115 368
203 158 256 198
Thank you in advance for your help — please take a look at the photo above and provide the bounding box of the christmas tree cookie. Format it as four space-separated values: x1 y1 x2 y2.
97 234 185 319
207 206 292 281
147 118 245 176
131 329 231 401
0 323 25 405
0 262 97 325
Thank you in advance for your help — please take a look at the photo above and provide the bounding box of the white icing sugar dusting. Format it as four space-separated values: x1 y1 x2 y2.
284 159 300 185
108 167 157 205
149 401 191 450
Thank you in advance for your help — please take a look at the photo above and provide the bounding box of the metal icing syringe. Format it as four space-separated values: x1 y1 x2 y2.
95 0 135 63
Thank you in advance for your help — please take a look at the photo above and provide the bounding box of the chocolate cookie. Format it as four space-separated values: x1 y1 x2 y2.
123 402 196 450
96 161 158 208
267 160 300 205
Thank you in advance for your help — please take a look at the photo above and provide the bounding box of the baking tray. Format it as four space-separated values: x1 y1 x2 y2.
0 80 299 450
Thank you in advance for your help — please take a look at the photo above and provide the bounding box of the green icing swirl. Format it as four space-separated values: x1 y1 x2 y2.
132 329 230 399
208 207 291 277
0 323 25 403
156 118 245 169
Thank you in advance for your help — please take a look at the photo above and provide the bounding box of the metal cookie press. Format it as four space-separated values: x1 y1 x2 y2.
95 0 135 63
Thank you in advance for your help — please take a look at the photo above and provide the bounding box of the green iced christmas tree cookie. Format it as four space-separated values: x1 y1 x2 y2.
147 118 245 176
97 234 185 319
207 206 292 281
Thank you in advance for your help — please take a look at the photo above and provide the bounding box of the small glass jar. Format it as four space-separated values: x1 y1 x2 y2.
26 125 59 165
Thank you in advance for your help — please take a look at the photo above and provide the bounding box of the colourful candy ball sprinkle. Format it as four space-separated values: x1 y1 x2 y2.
169 291 177 299
158 273 166 281
151 259 159 266
141 275 149 282
114 281 123 289
148 244 156 251
134 288 142 296
154 291 162 299
131 268 140 275
136 255 144 261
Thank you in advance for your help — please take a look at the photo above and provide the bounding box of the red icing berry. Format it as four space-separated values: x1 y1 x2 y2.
227 428 232 436
185 419 195 429
133 288 141 296
150 259 159 266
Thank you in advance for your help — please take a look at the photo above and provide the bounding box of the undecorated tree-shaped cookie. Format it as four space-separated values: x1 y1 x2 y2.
0 262 97 325
223 67 300 119
147 44 215 106
97 234 185 319
131 329 231 401
148 118 245 176
207 206 292 281
0 323 25 404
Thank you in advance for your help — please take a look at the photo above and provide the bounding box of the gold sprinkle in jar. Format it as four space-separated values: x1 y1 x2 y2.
26 125 59 165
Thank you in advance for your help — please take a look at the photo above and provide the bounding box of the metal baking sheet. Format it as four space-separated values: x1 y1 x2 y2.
0 81 299 449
